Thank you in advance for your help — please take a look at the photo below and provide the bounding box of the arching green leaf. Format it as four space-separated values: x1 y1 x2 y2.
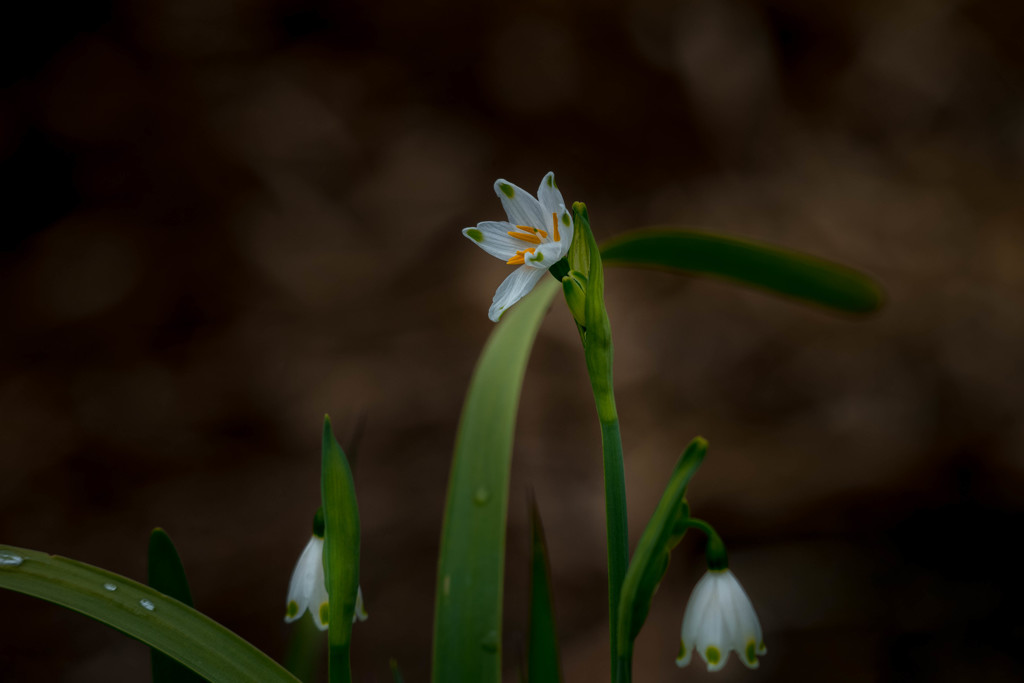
601 229 884 313
432 279 558 683
0 544 300 683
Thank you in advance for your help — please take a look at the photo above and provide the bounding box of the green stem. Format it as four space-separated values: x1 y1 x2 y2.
599 417 629 683
328 643 351 683
679 518 728 570
573 202 630 683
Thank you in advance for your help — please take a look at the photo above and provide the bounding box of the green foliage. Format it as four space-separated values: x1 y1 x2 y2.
527 496 563 683
148 528 207 683
432 279 558 683
0 544 301 683
601 228 884 313
321 416 361 683
617 438 707 659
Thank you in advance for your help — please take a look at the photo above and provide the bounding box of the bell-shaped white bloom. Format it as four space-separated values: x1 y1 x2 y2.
675 569 766 671
463 172 574 322
284 535 368 630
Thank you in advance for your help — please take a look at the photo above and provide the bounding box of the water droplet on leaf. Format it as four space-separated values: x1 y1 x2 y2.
473 487 490 506
480 630 499 653
103 582 117 592
0 551 23 567
139 599 155 611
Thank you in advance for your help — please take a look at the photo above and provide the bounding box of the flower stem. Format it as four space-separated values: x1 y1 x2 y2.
599 416 630 683
680 518 728 570
328 643 352 683
573 202 630 683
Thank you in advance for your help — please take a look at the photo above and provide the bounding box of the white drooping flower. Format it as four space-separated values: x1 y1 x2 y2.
675 569 766 671
284 534 368 630
463 172 574 322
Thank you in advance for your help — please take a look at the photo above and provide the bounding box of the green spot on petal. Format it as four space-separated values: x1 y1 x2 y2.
746 641 757 663
466 228 483 242
705 646 721 665
533 252 544 262
499 183 515 198
546 175 554 188
561 212 570 226
319 602 330 626
677 639 687 659
286 600 299 618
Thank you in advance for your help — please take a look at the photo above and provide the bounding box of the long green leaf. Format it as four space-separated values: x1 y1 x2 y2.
321 416 361 683
616 438 707 660
148 528 207 683
0 544 300 683
527 496 563 683
432 279 558 683
601 229 884 313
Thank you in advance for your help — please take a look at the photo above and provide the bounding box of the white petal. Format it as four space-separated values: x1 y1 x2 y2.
463 222 526 261
353 586 369 623
525 240 563 268
488 265 546 322
536 172 565 218
675 637 693 667
553 207 574 256
309 562 330 631
699 585 728 671
494 178 547 231
284 537 323 624
678 569 764 671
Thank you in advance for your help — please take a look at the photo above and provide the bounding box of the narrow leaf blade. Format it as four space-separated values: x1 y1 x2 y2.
432 279 558 683
148 528 207 683
321 416 360 683
617 438 707 658
601 229 884 313
527 496 563 683
0 544 301 683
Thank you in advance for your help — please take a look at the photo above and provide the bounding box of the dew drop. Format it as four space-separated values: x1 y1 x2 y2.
473 487 491 506
0 551 23 567
103 582 117 592
139 599 155 611
479 630 499 653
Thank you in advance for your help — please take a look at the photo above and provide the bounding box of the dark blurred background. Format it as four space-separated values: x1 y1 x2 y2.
2 0 1023 680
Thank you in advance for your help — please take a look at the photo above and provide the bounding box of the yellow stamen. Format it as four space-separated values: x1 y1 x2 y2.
552 212 560 242
508 230 542 244
506 247 535 265
514 224 548 239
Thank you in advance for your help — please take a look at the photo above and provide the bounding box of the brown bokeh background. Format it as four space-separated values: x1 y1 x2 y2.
2 0 1023 681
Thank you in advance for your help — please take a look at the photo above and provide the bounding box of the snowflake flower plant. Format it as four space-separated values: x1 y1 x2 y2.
675 568 766 671
285 512 367 630
462 172 574 321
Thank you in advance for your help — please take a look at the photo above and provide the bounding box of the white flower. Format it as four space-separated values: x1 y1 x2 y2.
675 569 766 671
284 534 368 630
463 172 574 322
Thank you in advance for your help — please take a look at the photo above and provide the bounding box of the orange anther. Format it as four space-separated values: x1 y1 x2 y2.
508 230 542 244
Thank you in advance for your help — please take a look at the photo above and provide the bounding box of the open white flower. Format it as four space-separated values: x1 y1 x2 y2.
675 569 766 671
284 534 368 630
463 172 574 321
